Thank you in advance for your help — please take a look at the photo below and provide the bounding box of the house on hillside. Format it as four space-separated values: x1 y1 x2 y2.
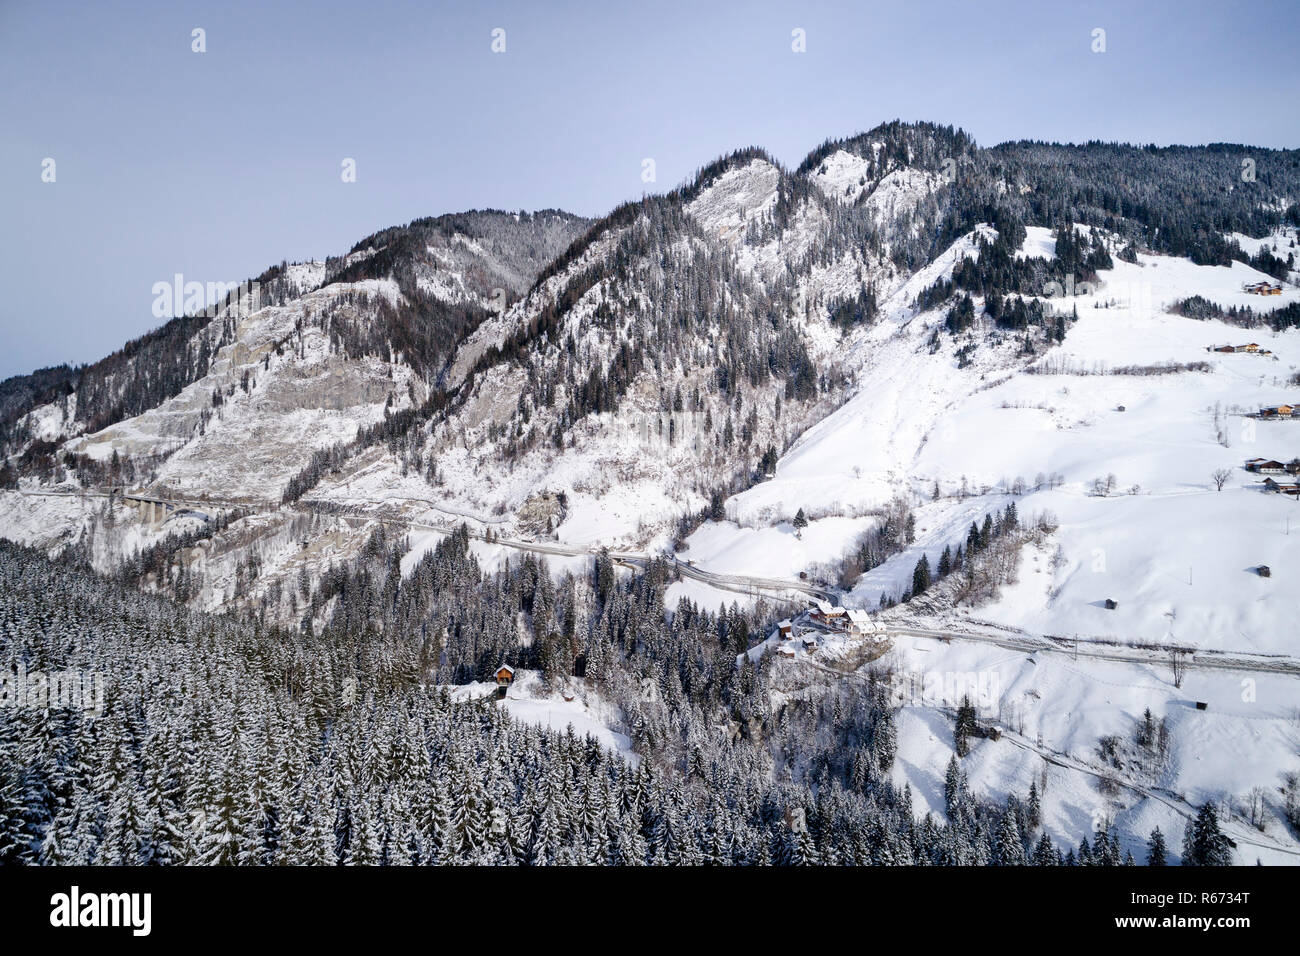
845 608 883 636
810 599 847 627
777 619 794 638
494 664 515 686
1258 461 1286 474
1245 457 1269 472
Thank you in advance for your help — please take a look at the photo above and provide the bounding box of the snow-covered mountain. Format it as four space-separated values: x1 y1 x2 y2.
4 121 1300 864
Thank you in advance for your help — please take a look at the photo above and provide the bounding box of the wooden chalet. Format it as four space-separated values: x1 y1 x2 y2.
494 664 515 685
1262 477 1300 495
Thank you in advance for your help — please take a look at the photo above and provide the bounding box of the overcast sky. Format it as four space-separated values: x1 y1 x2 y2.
2 0 1298 379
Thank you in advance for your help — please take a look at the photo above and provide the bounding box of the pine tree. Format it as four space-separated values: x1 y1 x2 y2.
1025 781 1042 831
912 554 932 595
954 697 978 757
1032 832 1057 865
994 808 1026 866
943 756 964 818
1146 826 1168 866
1182 804 1233 866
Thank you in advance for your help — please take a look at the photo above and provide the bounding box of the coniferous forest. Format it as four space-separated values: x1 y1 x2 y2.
1 535 1231 867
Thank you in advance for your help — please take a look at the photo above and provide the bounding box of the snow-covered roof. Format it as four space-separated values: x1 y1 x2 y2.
811 599 833 614
495 663 514 674
777 619 792 628
845 608 871 624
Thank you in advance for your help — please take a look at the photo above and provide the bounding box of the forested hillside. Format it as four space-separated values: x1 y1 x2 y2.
1 537 1227 866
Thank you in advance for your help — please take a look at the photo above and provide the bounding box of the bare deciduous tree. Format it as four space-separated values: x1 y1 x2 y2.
1170 648 1186 688
1211 467 1232 491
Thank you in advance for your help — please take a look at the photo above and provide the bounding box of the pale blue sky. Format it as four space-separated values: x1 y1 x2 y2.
2 0 1297 379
